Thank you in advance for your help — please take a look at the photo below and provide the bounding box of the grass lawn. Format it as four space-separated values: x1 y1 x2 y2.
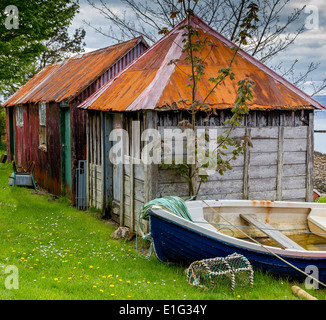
0 156 325 300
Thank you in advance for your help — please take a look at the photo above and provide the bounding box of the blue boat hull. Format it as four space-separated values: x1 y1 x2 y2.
149 211 326 283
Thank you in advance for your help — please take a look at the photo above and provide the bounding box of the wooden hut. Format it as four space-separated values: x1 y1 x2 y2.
2 37 148 200
78 16 326 229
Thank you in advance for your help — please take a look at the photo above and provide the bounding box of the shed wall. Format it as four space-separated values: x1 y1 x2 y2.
157 110 313 203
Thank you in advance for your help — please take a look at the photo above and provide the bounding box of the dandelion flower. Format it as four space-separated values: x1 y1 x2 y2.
110 284 114 288
89 266 93 269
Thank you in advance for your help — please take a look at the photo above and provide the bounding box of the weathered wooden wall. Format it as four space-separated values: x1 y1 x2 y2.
156 109 313 203
87 109 313 231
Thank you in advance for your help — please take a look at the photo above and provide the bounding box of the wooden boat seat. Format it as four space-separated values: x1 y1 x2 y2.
240 214 305 251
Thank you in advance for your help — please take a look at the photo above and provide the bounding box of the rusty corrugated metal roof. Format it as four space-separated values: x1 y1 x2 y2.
3 37 147 107
78 15 325 111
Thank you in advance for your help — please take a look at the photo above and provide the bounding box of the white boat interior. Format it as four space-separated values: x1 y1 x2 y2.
185 200 326 251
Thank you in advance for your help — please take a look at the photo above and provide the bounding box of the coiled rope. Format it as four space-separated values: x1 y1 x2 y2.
136 196 192 259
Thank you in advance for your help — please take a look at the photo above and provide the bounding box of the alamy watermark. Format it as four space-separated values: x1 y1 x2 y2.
108 123 229 176
304 265 320 290
3 265 19 290
3 5 19 30
305 5 319 30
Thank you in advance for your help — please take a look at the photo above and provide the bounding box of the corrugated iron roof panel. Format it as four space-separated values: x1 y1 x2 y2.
3 37 145 107
78 15 325 112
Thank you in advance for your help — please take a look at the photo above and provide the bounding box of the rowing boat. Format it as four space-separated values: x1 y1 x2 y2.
148 200 326 282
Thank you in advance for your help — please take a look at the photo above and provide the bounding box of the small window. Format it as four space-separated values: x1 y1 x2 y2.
39 102 47 149
16 105 23 127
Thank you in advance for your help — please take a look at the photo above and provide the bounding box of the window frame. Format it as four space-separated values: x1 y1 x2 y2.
16 105 23 127
38 102 47 149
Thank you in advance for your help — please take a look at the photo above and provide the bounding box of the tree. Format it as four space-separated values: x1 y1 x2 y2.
85 0 325 96
0 0 86 94
158 1 257 197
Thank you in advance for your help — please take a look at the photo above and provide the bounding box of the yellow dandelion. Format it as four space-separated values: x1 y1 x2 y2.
54 278 58 281
110 293 115 296
12 250 16 253
89 266 93 269
100 289 104 293
110 284 114 288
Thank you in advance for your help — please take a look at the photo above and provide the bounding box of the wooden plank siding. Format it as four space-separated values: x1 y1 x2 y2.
87 109 314 231
156 109 313 203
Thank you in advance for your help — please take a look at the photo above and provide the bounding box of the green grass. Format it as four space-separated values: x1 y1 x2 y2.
0 161 325 300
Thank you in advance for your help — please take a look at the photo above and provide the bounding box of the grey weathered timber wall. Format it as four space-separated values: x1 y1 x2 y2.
156 109 313 202
123 155 145 230
121 112 156 232
87 109 313 231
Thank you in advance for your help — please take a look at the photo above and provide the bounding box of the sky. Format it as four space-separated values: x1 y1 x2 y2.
69 0 326 96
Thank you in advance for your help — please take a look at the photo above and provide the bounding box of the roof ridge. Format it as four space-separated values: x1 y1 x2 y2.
73 36 144 58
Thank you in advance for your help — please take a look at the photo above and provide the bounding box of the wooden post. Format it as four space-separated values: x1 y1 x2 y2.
243 127 251 200
119 114 125 227
306 111 314 202
276 126 284 200
143 111 158 233
101 112 105 212
86 111 89 209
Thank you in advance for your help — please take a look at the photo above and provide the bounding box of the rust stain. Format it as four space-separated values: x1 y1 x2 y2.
78 15 325 112
3 37 145 108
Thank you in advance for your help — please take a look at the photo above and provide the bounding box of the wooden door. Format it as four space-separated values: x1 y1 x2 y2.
60 108 72 193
